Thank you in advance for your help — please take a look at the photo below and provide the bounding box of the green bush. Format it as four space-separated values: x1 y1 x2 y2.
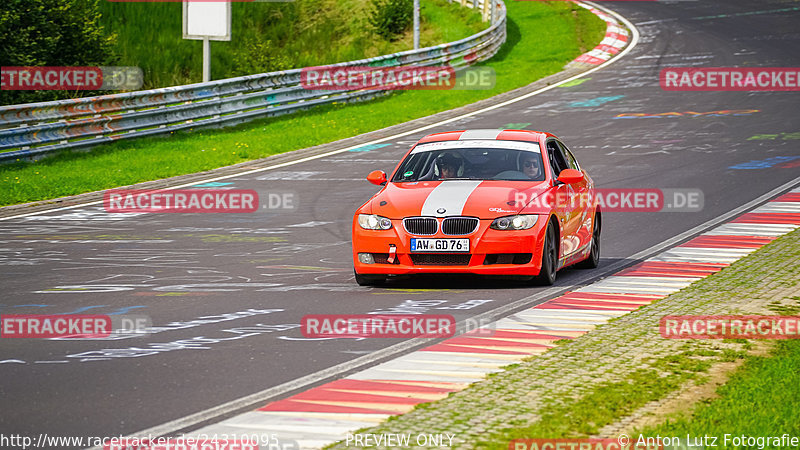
233 37 292 75
369 0 413 41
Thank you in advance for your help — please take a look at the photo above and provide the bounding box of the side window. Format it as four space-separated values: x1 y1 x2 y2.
557 141 580 171
546 140 569 176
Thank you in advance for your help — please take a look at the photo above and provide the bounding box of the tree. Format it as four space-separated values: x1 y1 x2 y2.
0 0 115 106
369 0 413 41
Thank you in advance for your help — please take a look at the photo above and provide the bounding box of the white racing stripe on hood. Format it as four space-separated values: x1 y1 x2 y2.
421 180 483 217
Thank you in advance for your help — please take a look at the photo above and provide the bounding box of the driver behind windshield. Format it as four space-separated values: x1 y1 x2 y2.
521 153 542 179
436 153 463 179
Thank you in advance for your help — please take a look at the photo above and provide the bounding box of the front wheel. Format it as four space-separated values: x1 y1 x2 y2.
535 223 558 286
576 215 600 269
354 269 385 286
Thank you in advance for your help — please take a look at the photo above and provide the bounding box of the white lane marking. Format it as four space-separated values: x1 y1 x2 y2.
604 276 699 283
664 247 757 257
419 350 529 362
512 313 613 324
355 358 504 375
576 284 686 296
4 2 641 224
492 318 594 332
420 180 482 217
255 171 323 180
346 368 487 382
647 246 759 264
250 411 391 421
287 221 334 228
647 255 741 264
573 277 697 295
400 358 509 369
751 202 800 213
703 223 799 236
507 322 597 331
517 309 626 318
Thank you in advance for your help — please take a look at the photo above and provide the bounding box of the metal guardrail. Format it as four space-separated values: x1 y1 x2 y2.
0 0 506 164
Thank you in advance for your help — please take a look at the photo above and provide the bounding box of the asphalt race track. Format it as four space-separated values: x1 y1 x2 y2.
1 0 799 445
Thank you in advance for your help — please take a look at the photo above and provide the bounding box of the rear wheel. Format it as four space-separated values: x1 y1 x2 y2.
535 223 558 286
576 214 600 269
354 269 385 286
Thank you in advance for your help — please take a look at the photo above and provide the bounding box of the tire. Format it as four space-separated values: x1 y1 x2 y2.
576 214 600 269
534 223 558 286
354 269 385 286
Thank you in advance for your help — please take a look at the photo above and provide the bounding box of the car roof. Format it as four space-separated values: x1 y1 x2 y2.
417 129 553 144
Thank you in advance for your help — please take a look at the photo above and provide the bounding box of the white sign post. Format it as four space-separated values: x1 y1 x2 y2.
413 0 420 50
183 2 232 82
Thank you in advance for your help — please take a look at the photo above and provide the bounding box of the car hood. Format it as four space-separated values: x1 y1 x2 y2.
366 180 551 219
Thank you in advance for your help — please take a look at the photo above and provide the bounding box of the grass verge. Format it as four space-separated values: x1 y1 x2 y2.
636 302 800 448
481 353 711 446
0 1 606 207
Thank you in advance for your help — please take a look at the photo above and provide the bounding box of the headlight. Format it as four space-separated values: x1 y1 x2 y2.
490 214 538 230
358 214 393 230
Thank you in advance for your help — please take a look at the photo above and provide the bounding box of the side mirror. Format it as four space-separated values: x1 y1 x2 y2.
557 169 584 185
367 170 387 186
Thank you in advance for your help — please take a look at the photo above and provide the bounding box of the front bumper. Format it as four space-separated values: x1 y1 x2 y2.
352 217 549 276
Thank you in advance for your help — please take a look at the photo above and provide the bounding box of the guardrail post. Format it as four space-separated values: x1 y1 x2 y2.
482 0 489 22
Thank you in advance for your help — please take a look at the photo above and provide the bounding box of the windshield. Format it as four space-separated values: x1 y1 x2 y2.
391 140 545 182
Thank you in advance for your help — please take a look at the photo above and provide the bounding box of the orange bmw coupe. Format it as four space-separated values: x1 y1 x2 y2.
352 129 601 286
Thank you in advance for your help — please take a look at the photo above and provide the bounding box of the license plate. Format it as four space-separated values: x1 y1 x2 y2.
410 238 470 252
